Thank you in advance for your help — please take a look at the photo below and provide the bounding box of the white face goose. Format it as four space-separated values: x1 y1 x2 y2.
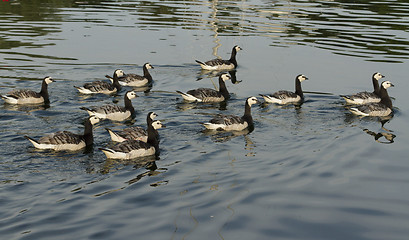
176 73 232 102
203 96 259 131
116 63 154 87
260 74 308 105
75 69 124 94
195 45 242 71
25 115 100 151
80 91 138 121
106 111 158 142
349 80 394 117
100 120 165 160
340 72 385 105
1 76 54 105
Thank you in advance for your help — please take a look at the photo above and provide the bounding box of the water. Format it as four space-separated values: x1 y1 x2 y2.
1 0 409 239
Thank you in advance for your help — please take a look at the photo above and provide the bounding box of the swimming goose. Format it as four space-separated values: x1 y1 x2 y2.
1 76 54 105
203 96 259 131
100 120 165 159
195 45 242 71
176 73 231 102
349 81 394 117
341 72 384 104
106 112 158 142
260 74 308 105
74 69 123 94
106 63 154 87
24 116 100 151
80 91 138 121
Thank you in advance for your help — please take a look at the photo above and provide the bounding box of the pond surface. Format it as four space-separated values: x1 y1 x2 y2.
1 0 409 239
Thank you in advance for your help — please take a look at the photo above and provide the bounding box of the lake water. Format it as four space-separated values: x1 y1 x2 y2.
1 0 409 239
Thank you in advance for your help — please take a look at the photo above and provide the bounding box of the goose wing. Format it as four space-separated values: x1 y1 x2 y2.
204 58 231 67
83 81 115 92
92 104 126 114
111 140 151 153
210 114 244 125
187 88 220 99
38 131 82 145
120 126 147 140
123 74 145 82
272 90 298 100
6 89 41 99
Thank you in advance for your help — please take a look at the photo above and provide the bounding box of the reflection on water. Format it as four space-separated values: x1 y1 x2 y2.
364 128 396 144
1 1 409 240
1 0 409 64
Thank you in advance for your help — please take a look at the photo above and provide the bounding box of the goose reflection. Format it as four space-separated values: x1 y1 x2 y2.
197 70 242 85
363 129 396 144
100 155 158 175
202 125 254 143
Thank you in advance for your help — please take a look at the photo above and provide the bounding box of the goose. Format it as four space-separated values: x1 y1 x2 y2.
100 120 165 159
176 73 231 102
203 96 259 131
1 76 54 105
195 45 242 71
106 63 154 87
260 74 308 105
80 91 138 121
24 115 100 151
74 69 123 94
106 112 158 142
341 72 384 104
349 81 394 117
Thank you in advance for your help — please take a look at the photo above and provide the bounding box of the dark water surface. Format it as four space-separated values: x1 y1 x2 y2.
1 1 409 239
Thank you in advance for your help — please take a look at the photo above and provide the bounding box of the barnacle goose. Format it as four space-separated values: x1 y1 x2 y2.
341 72 384 104
349 81 394 117
106 63 154 87
106 112 158 142
195 45 242 71
80 91 138 121
74 69 123 94
100 120 165 159
260 74 308 105
203 96 259 131
24 116 100 151
176 73 231 102
1 76 54 105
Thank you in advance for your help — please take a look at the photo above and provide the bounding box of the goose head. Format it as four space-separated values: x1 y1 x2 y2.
234 45 242 52
44 76 54 84
296 74 308 82
144 63 154 70
220 73 231 82
148 112 158 120
373 72 385 81
88 115 101 125
114 69 125 78
247 96 259 106
152 120 165 130
126 91 138 100
381 81 394 89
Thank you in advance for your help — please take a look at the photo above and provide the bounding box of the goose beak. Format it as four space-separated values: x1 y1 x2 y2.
390 83 395 87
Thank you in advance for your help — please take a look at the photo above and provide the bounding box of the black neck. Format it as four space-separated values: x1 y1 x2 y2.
39 80 50 103
124 94 135 115
242 101 253 126
143 65 153 83
372 76 380 94
83 118 94 146
147 123 159 152
112 74 121 91
229 47 238 67
295 78 304 99
218 76 230 99
379 86 392 108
